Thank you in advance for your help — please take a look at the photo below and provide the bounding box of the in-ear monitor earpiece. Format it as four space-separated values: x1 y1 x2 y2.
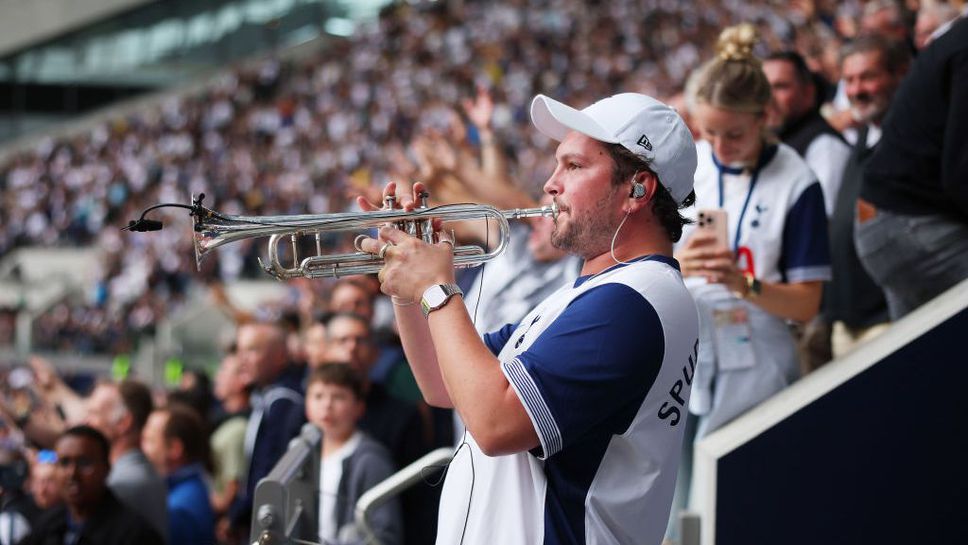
630 182 646 199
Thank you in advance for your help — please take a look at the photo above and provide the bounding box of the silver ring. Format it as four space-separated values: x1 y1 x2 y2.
378 242 393 259
353 235 368 252
439 238 454 250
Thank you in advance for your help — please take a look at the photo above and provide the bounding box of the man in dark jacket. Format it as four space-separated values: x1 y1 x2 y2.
824 35 910 357
228 322 305 534
18 426 163 545
857 17 968 319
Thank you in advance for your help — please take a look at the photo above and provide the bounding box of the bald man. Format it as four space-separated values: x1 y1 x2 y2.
227 322 305 532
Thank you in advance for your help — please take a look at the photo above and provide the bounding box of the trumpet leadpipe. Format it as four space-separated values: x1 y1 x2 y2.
501 201 559 221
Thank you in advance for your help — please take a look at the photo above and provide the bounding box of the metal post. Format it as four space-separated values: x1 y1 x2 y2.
14 309 32 356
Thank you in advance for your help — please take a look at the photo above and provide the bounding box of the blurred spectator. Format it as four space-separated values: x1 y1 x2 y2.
83 380 168 542
861 0 916 51
305 364 401 545
841 35 910 132
277 310 307 366
142 406 216 545
857 18 968 319
18 425 164 545
763 51 850 217
327 277 415 398
27 450 61 511
303 316 329 371
228 323 304 534
0 446 36 545
330 280 375 324
209 353 249 524
915 0 961 49
824 35 910 358
28 356 86 427
170 369 215 423
0 358 92 449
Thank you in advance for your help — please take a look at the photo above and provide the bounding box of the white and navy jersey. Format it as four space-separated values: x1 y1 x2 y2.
680 141 831 435
682 141 831 285
435 256 700 545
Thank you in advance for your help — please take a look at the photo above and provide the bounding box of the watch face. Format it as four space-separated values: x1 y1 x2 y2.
421 284 462 317
424 285 448 308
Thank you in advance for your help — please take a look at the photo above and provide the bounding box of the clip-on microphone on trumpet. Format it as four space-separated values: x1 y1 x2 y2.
122 194 209 232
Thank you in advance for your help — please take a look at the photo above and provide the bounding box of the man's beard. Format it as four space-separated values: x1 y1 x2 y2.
550 189 621 257
850 93 889 124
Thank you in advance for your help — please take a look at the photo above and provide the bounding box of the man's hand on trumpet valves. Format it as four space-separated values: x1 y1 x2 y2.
356 181 457 303
358 226 457 303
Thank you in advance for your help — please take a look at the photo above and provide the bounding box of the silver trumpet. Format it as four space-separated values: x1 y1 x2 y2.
181 193 558 280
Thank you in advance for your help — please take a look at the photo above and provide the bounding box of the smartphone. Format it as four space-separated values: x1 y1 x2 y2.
697 208 729 249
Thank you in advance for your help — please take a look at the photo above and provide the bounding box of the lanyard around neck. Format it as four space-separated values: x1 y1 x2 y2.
713 144 777 251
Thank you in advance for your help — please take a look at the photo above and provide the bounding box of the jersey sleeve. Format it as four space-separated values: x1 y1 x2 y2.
500 283 664 459
780 181 832 282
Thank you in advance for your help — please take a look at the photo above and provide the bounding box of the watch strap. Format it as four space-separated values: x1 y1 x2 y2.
420 283 463 317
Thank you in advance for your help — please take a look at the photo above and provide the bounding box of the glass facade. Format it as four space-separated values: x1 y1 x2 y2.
0 0 391 141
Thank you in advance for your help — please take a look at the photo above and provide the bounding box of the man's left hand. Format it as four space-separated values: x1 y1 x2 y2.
358 224 457 304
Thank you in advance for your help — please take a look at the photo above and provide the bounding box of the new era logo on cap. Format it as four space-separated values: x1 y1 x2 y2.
636 134 653 151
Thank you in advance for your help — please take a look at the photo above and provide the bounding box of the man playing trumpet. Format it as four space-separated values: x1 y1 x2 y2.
358 93 700 545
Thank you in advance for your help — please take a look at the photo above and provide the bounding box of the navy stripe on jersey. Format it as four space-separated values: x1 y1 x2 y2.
484 322 517 356
780 181 832 282
501 282 666 544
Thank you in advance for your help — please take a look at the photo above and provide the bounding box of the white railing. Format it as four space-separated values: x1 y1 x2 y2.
689 277 968 545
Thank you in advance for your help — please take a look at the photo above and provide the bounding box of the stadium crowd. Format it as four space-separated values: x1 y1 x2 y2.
0 0 965 543
0 0 881 353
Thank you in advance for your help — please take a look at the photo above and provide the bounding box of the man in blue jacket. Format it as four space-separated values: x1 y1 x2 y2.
142 405 216 545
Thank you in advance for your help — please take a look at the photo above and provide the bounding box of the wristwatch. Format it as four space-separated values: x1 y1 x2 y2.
421 283 463 317
742 273 762 299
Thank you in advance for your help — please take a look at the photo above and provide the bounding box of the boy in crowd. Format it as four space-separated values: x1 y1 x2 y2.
304 364 401 545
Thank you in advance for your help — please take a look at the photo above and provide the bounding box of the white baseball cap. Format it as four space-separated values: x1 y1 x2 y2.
531 93 697 205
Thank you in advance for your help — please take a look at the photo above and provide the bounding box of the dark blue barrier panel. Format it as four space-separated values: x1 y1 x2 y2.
715 308 968 545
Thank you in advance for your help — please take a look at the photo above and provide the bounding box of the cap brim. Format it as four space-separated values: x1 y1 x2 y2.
530 95 619 144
